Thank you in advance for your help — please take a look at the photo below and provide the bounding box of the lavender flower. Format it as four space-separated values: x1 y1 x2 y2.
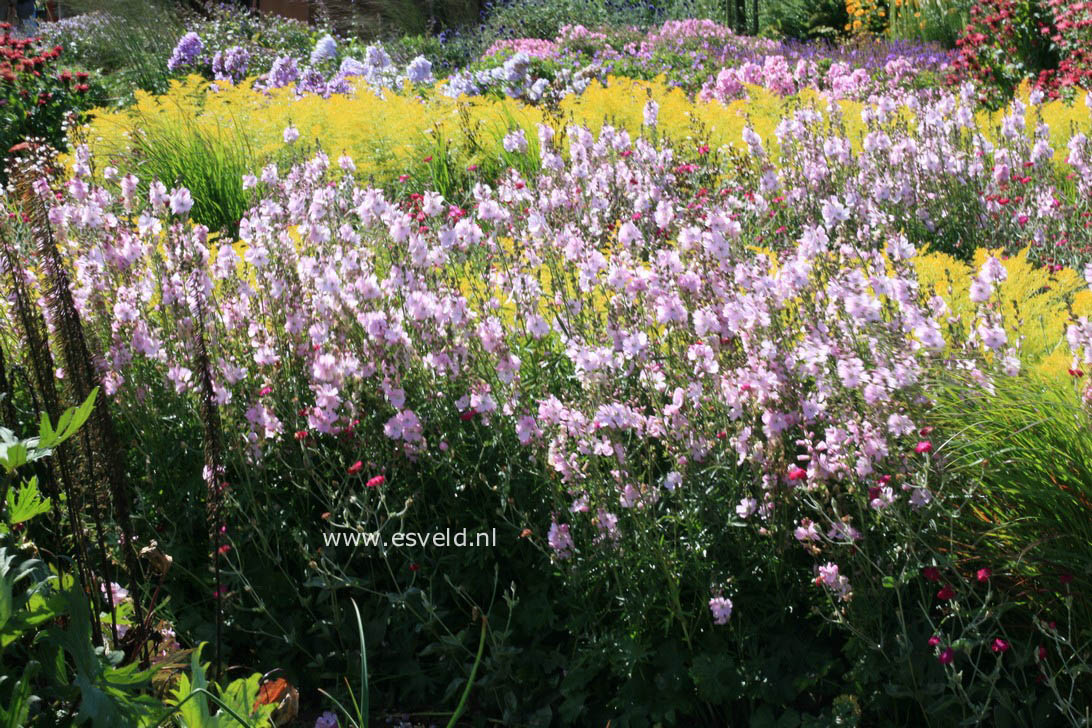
405 56 432 84
265 55 300 89
212 46 250 83
297 67 328 96
339 57 367 77
167 32 203 73
310 34 338 66
364 44 391 70
709 596 733 624
502 129 527 154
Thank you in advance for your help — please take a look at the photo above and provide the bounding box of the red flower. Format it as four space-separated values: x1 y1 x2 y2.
366 475 385 488
1059 572 1074 585
787 467 807 481
928 635 941 647
294 430 308 441
409 562 419 572
991 638 1009 653
939 647 955 665
347 460 363 475
976 568 991 582
460 409 477 421
936 584 956 600
915 440 933 454
1068 368 1084 378
922 566 941 582
217 544 232 555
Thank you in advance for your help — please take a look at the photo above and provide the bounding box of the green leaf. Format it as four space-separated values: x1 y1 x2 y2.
0 662 35 728
0 442 29 473
6 477 52 525
38 388 98 450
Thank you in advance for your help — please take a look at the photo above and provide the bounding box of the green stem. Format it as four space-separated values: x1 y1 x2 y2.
446 616 488 728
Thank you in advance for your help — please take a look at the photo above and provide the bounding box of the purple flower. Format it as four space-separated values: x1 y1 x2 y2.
310 34 338 66
297 67 328 96
212 46 250 83
314 711 338 728
364 44 391 69
339 57 367 77
167 32 203 72
405 56 432 84
265 55 300 89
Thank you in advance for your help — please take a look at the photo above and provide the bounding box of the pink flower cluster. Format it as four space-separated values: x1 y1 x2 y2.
14 83 1092 601
699 55 932 103
482 38 559 60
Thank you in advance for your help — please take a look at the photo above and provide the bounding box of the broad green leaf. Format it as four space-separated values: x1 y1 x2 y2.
38 388 98 450
6 477 51 525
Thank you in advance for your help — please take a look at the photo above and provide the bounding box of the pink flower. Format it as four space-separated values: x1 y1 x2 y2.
787 466 807 481
976 568 991 582
347 460 363 475
915 440 933 454
936 584 956 600
169 187 193 216
547 520 573 559
991 638 1009 653
709 596 733 624
922 566 941 582
928 635 941 647
366 474 385 488
939 647 955 665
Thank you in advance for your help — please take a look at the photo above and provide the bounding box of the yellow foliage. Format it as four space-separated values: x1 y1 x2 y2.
70 74 889 189
914 247 1092 382
976 84 1092 165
